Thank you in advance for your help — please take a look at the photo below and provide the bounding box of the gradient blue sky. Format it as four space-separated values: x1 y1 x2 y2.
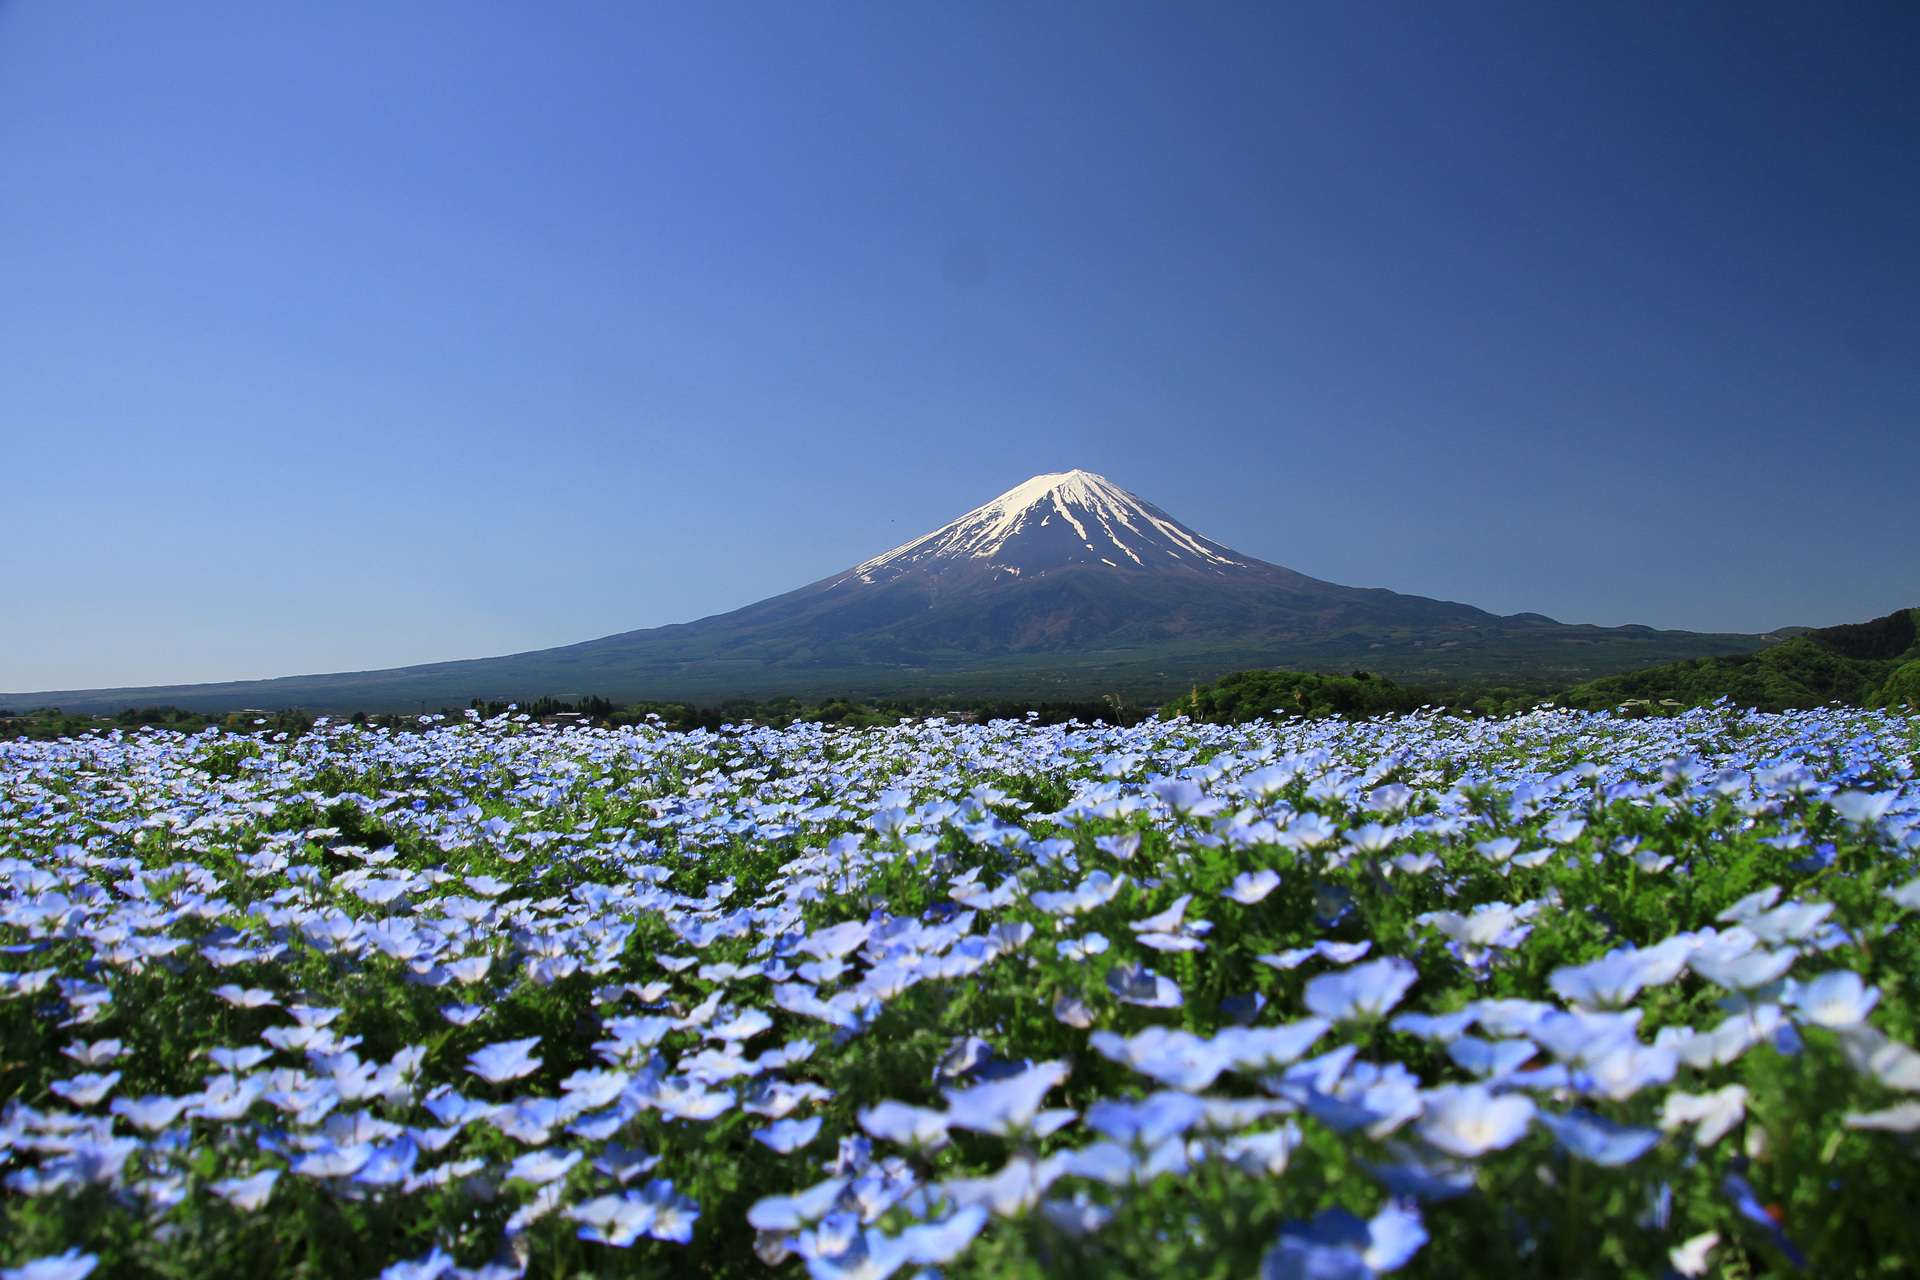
3 2 1916 691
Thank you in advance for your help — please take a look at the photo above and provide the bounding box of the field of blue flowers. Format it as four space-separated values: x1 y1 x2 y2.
3 702 1919 1280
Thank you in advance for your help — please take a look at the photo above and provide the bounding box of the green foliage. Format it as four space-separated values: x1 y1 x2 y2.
1159 668 1430 723
1870 659 1920 712
1566 608 1920 714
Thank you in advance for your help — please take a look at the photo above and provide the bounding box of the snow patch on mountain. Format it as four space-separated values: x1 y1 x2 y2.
838 470 1248 588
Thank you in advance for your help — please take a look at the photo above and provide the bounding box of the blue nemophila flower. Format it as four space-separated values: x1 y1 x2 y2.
1788 969 1879 1029
1537 1109 1661 1166
108 1094 194 1132
1304 958 1418 1022
48 1073 119 1107
941 1060 1071 1137
1445 1037 1536 1079
1830 790 1896 827
1105 962 1183 1008
2 1251 99 1280
376 1246 453 1280
1223 868 1281 903
1085 1090 1205 1148
859 1101 952 1150
466 1037 542 1084
211 985 277 1008
1361 1142 1477 1202
506 1148 581 1184
208 1168 280 1211
1055 932 1110 961
1259 939 1372 971
899 1206 989 1264
1261 1201 1428 1280
1149 778 1219 817
593 1142 661 1183
753 1116 823 1153
1415 1086 1535 1157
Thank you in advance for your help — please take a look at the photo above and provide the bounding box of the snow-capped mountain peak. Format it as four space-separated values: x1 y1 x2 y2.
837 470 1249 589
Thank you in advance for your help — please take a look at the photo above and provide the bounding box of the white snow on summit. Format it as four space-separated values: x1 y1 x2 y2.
835 470 1248 588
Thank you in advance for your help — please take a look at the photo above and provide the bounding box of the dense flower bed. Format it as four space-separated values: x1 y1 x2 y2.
2 704 1918 1280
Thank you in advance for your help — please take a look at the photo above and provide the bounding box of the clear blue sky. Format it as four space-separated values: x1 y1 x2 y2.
3 2 1916 691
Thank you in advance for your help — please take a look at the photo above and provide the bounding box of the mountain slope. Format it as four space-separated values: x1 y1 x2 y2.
3 470 1771 712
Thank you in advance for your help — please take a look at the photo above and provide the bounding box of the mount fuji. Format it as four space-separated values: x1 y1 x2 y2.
7 470 1769 711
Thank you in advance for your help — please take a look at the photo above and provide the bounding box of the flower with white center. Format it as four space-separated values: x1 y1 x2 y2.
638 1178 701 1244
443 957 491 985
1581 1043 1678 1102
507 1148 583 1185
1304 957 1418 1023
1224 868 1282 903
1659 1085 1749 1145
1416 1086 1535 1157
1055 933 1110 962
1788 969 1879 1029
466 1037 542 1084
208 1168 280 1211
1053 990 1096 1028
568 1191 659 1246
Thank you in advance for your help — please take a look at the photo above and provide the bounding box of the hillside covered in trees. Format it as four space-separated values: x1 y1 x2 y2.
1563 607 1920 713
